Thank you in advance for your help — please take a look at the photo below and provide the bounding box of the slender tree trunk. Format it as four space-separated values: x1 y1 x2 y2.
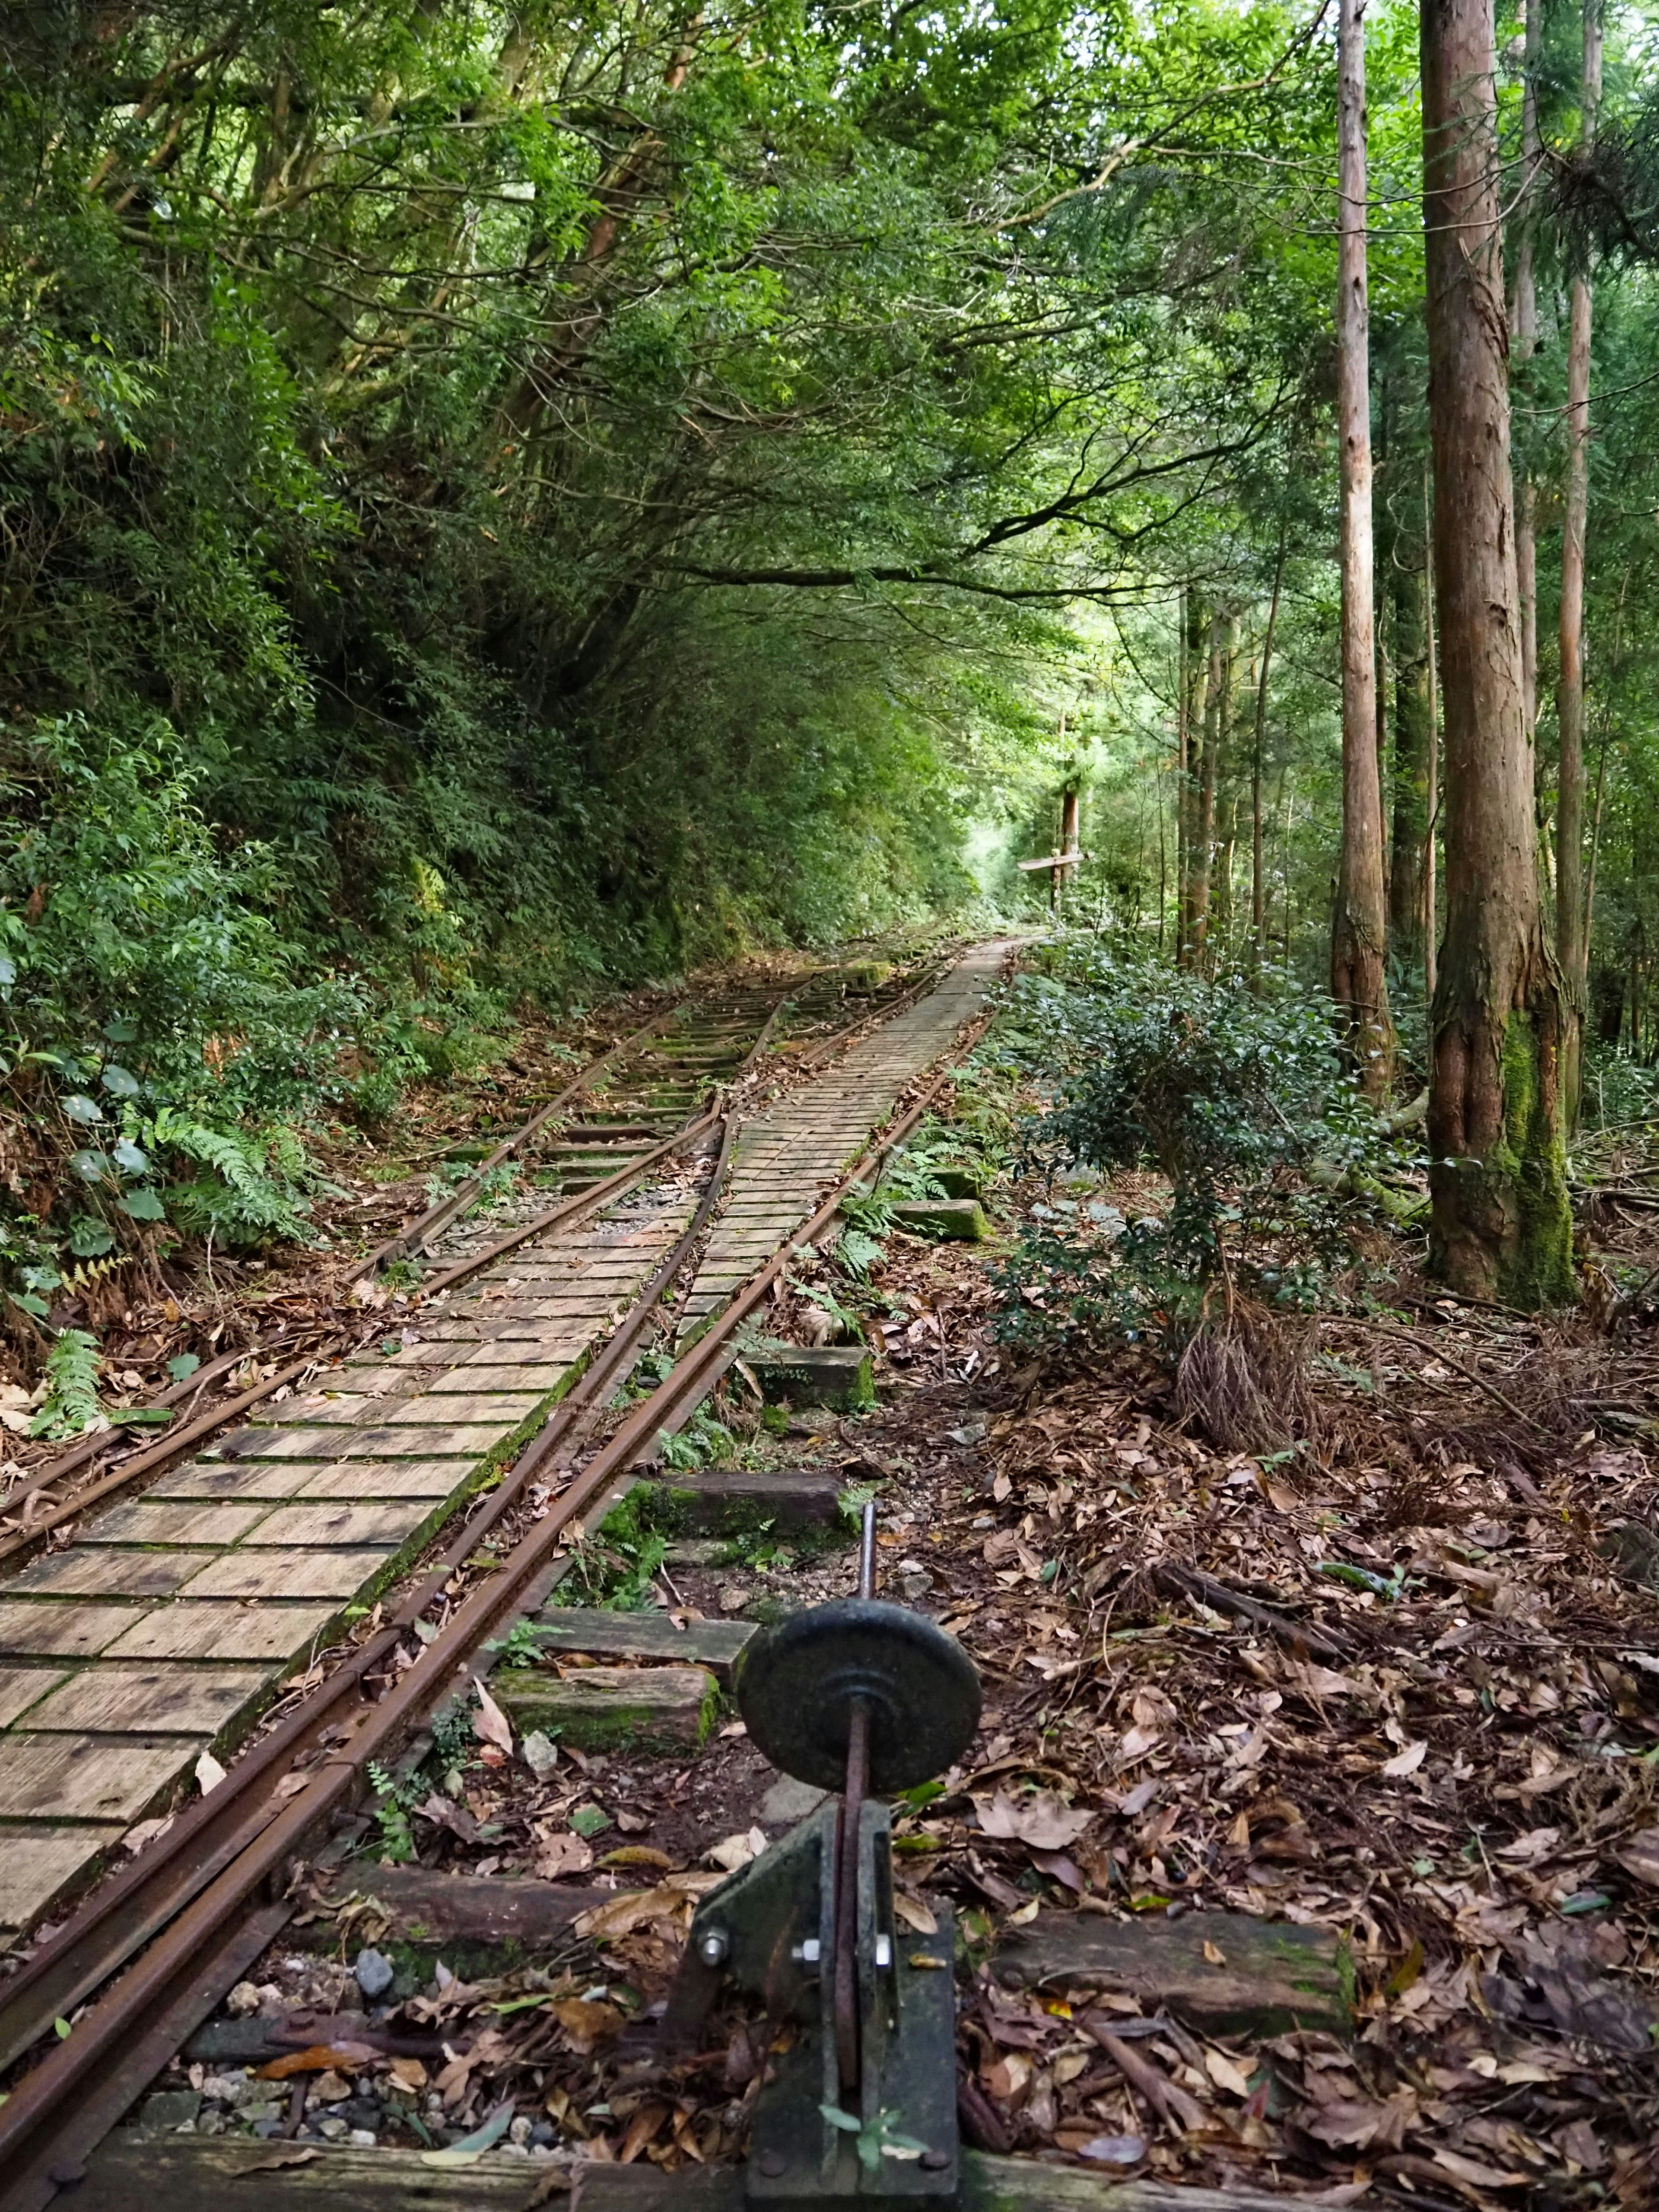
1375 377 1393 918
1157 749 1168 956
1557 0 1602 1123
1390 547 1432 968
1252 528 1286 971
1511 0 1542 750
1192 610 1221 966
1175 588 1189 963
1214 614 1238 950
1179 592 1207 966
1332 0 1395 1099
1583 577 1625 981
1424 460 1440 1007
1421 0 1575 1306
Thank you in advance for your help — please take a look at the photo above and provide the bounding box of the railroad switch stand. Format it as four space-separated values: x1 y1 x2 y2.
662 1509 981 2209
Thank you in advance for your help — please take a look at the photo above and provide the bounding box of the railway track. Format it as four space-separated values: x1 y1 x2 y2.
0 939 1012 2211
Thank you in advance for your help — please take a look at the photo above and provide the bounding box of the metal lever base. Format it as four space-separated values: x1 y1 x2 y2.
665 1801 959 2206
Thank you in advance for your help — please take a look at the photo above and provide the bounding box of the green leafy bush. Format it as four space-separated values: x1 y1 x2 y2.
992 946 1371 1349
0 720 361 1295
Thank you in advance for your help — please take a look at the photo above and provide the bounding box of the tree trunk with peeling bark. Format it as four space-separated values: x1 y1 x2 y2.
1511 0 1542 753
1557 0 1602 1124
1191 609 1221 968
1421 0 1575 1308
1331 0 1394 1100
1389 547 1432 969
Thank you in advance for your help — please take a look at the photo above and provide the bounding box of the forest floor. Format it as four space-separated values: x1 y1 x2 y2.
132 1039 1659 2212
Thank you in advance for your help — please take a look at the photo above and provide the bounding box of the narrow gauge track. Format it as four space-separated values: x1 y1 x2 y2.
0 942 1005 2212
0 954 947 1585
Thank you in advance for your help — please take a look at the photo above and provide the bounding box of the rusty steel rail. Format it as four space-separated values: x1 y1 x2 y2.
349 995 693 1280
0 992 795 1586
0 983 998 2212
0 1112 744 2085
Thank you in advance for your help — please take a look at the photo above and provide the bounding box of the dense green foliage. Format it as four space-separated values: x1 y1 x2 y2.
993 944 1384 1348
0 0 1343 1301
8 0 1659 1331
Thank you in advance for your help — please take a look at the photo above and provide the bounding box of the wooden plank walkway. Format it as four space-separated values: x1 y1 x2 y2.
0 1175 704 1935
675 939 1007 1335
0 947 1003 1937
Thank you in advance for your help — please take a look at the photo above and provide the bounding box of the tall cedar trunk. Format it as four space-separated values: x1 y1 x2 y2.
1175 587 1189 962
1332 0 1395 1099
1192 610 1221 966
1424 458 1441 1006
1252 528 1286 969
1557 0 1602 1120
1583 577 1626 998
1511 0 1542 748
1421 0 1575 1306
1374 384 1393 918
1214 614 1239 947
1056 785 1081 916
1180 592 1207 965
1389 548 1432 964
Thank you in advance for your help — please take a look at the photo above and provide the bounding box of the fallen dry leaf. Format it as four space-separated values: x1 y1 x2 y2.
1300 2094 1415 2151
1430 2145 1529 2190
533 1831 594 1881
551 1999 625 2055
973 1788 1093 1850
231 2148 321 2176
1379 1739 1426 1778
1203 2048 1254 2098
254 2043 377 2081
574 1883 699 1942
195 1749 227 1794
893 1891 938 1936
1074 2134 1147 2165
1614 1825 1659 1888
471 1675 514 1757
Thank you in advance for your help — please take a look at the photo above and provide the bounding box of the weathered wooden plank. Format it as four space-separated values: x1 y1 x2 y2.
269 1390 544 1430
217 1426 350 1460
0 1820 123 1930
293 1459 474 1500
461 1335 586 1363
178 1547 392 1602
103 1601 338 1663
77 1500 273 1548
23 1662 267 1737
428 1364 568 1393
73 2138 1305 2210
992 1909 1349 2039
529 1607 755 1681
745 1345 874 1409
492 1660 719 1750
7 1548 202 1600
961 2158 1303 2210
0 1601 151 1659
151 1459 318 1501
329 1424 523 1459
0 1665 69 1725
240 1500 435 1549
312 1865 610 1948
668 1467 847 1536
0 1732 200 1821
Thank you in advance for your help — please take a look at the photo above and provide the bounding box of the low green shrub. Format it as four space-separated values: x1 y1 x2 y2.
991 944 1382 1351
